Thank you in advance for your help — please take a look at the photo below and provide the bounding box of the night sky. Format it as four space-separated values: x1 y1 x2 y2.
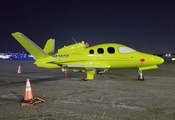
0 0 175 54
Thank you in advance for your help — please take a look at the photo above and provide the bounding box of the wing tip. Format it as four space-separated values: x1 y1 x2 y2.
11 32 22 36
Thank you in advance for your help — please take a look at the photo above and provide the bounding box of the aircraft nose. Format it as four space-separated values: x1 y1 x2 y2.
155 56 164 65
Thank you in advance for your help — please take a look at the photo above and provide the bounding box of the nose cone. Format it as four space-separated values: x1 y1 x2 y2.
139 53 164 66
155 56 164 65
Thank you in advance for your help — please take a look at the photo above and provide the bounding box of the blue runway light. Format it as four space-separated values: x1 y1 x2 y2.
8 53 33 60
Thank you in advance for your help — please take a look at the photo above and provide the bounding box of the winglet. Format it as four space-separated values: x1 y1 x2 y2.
11 32 49 59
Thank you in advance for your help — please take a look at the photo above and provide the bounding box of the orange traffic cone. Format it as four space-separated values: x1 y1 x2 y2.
17 65 21 74
23 78 33 101
21 78 45 106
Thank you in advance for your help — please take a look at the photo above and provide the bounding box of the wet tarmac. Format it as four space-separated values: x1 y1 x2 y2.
0 60 175 120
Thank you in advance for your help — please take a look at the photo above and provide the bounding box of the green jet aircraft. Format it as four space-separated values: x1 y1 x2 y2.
12 32 164 81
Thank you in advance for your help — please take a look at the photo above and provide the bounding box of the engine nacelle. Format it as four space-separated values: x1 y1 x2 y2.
58 41 89 54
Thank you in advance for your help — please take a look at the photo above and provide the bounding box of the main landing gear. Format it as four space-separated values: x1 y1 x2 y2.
138 70 144 81
82 69 96 81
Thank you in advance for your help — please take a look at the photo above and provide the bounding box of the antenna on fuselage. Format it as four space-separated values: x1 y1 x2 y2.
72 37 77 44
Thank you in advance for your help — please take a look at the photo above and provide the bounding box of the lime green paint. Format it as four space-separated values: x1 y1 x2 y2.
139 65 158 71
86 69 96 80
43 38 55 55
11 32 164 80
58 41 87 54
11 32 49 60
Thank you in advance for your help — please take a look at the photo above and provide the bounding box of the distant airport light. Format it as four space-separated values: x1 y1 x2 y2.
165 54 172 57
172 58 175 61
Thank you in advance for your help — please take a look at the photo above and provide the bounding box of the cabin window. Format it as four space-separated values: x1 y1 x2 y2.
89 49 94 54
97 48 104 54
107 47 115 54
118 46 136 53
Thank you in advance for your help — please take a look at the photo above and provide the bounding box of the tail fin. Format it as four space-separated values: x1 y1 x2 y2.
43 38 55 55
11 32 49 59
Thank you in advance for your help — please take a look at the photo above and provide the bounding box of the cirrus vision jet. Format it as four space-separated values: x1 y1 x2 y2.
12 32 164 81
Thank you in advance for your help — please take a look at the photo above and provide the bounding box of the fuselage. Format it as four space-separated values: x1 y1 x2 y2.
35 43 164 70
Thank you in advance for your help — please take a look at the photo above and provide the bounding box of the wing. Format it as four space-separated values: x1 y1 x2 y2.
50 61 110 70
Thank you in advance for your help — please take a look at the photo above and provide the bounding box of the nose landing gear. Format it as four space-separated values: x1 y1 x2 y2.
138 70 144 81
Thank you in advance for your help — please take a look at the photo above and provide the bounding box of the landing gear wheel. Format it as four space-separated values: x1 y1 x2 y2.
138 70 144 81
96 70 105 75
82 75 88 81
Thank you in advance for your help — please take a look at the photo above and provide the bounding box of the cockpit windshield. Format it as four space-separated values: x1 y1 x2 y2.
118 46 136 53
